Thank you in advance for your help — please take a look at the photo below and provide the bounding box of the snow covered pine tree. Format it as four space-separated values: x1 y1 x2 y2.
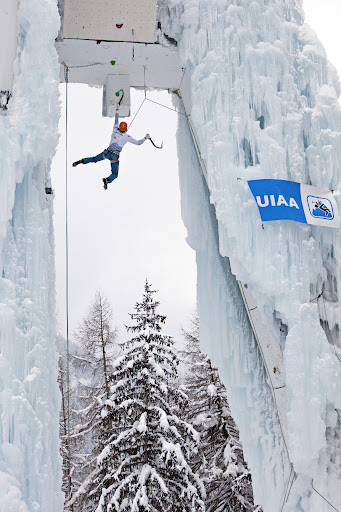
92 281 206 512
181 316 262 512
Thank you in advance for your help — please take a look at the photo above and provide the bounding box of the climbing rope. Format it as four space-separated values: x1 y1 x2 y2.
238 282 290 456
170 76 295 503
280 465 295 512
312 482 340 512
240 283 340 510
237 280 295 512
59 62 341 512
63 62 104 70
175 89 208 179
128 96 147 129
236 267 341 510
128 66 188 130
63 63 73 510
126 66 147 129
175 83 296 510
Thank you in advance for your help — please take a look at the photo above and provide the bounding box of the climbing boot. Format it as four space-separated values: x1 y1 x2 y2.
72 159 84 167
102 178 108 190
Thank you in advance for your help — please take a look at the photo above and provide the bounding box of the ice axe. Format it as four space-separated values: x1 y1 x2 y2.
115 89 124 107
145 134 163 149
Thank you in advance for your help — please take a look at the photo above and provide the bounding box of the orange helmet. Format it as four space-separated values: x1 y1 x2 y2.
119 121 128 132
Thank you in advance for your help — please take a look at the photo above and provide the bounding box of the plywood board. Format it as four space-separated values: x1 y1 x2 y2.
56 40 183 91
103 74 130 117
63 0 157 43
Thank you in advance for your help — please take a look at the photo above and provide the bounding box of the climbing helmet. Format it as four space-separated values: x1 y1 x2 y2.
119 121 128 132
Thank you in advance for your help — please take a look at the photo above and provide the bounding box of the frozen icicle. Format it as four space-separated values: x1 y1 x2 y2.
160 0 341 510
0 0 63 509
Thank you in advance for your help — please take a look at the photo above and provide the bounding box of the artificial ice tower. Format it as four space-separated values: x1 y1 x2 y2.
0 0 340 511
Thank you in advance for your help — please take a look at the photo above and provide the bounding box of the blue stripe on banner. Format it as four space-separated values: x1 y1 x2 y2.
248 179 307 223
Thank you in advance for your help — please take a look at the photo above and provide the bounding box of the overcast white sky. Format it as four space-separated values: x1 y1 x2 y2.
303 0 341 76
52 88 196 342
51 1 341 343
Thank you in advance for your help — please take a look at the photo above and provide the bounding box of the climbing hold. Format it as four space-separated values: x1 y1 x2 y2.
116 24 123 29
110 60 116 66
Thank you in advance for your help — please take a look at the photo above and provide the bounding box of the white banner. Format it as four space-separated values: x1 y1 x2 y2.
301 184 340 228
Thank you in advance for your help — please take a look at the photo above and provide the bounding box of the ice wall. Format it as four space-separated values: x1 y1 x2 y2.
0 0 63 510
160 0 341 510
176 114 292 510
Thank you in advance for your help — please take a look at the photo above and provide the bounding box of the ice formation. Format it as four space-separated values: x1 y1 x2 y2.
0 0 63 510
0 0 340 511
159 0 341 510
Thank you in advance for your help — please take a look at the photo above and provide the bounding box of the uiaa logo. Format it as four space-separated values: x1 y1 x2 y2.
307 195 334 220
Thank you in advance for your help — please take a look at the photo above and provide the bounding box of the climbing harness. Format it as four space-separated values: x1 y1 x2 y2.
60 61 341 512
103 148 119 161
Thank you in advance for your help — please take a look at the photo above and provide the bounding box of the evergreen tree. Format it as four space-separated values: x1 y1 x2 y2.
92 281 206 512
181 315 262 512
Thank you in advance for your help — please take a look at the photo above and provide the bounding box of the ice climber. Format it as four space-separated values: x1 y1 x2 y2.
72 108 150 190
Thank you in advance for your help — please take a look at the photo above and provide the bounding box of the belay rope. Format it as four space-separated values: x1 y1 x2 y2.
114 87 163 149
61 63 340 512
63 63 73 510
115 89 163 149
60 72 163 506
